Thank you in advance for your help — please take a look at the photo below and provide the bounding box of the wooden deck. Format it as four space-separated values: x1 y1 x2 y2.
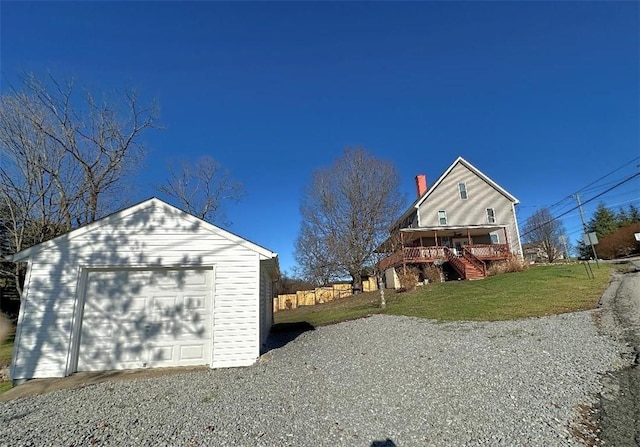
379 244 510 271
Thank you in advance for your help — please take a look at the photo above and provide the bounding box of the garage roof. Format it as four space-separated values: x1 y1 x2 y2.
7 197 278 263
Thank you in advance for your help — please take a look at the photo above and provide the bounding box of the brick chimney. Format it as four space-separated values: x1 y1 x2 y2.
415 174 427 197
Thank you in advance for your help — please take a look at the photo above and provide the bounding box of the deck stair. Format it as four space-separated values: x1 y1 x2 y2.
444 247 486 280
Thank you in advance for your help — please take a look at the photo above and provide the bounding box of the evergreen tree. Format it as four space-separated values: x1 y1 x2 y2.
627 203 640 223
587 203 618 237
616 208 630 227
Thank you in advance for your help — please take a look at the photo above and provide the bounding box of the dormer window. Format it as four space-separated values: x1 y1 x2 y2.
458 182 468 200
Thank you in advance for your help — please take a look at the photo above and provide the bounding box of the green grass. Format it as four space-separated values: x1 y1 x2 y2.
0 327 14 366
0 324 15 395
0 381 11 394
275 263 612 327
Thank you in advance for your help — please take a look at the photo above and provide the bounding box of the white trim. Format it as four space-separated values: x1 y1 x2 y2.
9 198 278 262
400 224 507 232
254 253 261 362
10 262 33 382
512 202 524 256
416 157 520 209
209 264 216 369
66 266 88 376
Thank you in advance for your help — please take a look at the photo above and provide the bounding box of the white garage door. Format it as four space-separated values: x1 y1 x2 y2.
77 268 213 372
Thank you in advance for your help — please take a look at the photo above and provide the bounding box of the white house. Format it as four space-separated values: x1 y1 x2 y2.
7 198 279 383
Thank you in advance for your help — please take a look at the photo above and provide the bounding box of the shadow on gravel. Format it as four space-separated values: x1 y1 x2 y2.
371 439 397 447
264 322 315 352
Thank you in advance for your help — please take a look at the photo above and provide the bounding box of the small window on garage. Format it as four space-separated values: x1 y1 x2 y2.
438 210 447 226
458 182 468 200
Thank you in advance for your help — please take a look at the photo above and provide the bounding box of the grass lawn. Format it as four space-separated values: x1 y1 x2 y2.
275 263 613 327
0 324 14 395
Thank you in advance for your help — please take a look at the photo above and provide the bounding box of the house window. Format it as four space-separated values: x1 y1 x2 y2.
458 182 468 200
438 210 447 226
490 234 499 244
486 208 496 224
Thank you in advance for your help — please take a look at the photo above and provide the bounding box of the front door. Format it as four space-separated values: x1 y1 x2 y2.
452 238 468 256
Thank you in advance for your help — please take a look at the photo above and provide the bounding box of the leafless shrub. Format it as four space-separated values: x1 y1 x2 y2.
487 255 528 276
423 265 442 283
397 267 420 292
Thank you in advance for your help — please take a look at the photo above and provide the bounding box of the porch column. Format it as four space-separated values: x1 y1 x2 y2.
434 230 438 246
401 231 407 274
467 229 471 245
503 227 509 251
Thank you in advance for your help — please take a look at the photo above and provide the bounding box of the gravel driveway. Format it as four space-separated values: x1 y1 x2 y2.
0 311 628 446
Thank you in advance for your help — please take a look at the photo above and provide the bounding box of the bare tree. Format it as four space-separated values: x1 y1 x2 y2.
295 147 405 293
522 207 566 263
157 156 244 225
294 221 345 286
0 73 157 294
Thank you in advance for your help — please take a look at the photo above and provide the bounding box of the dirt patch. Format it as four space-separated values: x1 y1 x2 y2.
0 365 208 402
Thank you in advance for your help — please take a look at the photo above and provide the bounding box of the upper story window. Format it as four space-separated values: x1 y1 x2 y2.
438 210 447 226
486 208 496 224
458 182 468 200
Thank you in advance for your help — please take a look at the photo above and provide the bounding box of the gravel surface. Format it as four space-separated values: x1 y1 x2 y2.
596 268 640 446
0 312 629 447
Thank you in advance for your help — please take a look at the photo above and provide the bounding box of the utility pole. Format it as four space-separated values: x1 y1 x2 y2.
574 194 599 268
559 235 571 261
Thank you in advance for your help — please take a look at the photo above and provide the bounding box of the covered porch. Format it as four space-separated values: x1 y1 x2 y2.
378 225 511 274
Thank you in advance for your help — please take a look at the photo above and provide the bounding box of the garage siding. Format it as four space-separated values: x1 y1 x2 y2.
259 264 274 349
12 202 269 380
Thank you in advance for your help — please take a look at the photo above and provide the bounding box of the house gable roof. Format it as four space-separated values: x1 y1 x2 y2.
417 156 519 207
7 197 278 262
394 156 519 227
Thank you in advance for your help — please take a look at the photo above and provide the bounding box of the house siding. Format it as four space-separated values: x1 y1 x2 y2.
12 202 269 380
417 163 521 255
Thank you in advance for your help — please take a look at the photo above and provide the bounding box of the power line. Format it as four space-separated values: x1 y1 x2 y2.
574 156 639 195
545 156 639 210
520 171 640 239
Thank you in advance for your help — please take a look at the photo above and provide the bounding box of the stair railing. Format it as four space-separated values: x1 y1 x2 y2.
462 247 487 277
443 246 467 279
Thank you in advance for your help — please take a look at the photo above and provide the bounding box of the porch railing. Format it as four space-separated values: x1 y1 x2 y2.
378 243 509 271
464 244 510 260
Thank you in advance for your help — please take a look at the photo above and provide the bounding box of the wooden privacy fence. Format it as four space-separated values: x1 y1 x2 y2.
273 277 378 312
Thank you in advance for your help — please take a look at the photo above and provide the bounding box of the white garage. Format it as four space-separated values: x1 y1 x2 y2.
7 198 279 382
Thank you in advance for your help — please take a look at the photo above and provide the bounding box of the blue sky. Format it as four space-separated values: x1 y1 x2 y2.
2 1 638 272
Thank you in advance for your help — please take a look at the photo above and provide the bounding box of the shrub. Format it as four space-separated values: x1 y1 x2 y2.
397 267 420 292
596 222 640 259
423 265 443 283
487 255 528 276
